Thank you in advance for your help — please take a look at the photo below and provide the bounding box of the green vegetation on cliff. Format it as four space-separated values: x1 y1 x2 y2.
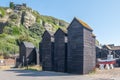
0 4 68 57
0 7 6 17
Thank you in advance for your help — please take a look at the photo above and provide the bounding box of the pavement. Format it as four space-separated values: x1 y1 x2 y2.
0 68 116 80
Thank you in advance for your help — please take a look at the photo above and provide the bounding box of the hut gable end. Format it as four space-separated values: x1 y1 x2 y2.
42 30 54 42
67 18 83 30
54 28 67 72
54 28 65 37
41 30 54 71
68 17 93 31
23 42 35 48
42 31 51 40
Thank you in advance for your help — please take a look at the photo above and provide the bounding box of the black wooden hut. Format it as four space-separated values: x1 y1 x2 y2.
67 17 96 74
41 30 54 71
19 42 37 66
54 28 67 72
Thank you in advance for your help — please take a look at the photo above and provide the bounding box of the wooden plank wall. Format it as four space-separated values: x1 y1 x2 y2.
54 29 67 72
41 31 54 71
67 19 84 74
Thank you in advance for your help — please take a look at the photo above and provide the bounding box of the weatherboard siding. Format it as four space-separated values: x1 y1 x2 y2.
67 18 95 74
67 19 84 74
19 42 36 66
41 31 54 71
54 29 67 72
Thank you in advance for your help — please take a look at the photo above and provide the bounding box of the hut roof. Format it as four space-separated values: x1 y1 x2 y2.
110 46 120 50
75 17 93 31
47 31 54 42
48 31 54 36
42 30 54 37
103 45 120 51
60 28 67 34
54 28 67 36
42 30 54 42
103 45 111 50
23 42 35 48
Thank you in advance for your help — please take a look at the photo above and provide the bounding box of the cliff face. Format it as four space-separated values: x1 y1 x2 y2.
1 8 36 28
0 4 69 56
0 5 68 32
22 11 36 28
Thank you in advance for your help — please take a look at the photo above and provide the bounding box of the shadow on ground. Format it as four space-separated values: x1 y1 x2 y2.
5 68 74 77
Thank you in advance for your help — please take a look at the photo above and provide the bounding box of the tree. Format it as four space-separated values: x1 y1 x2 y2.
29 23 45 37
10 2 14 9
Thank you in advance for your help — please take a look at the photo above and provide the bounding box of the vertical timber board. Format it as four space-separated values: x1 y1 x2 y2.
41 31 54 71
83 28 95 74
39 42 42 65
54 28 67 72
19 42 36 66
26 48 34 64
67 17 95 74
92 36 96 68
67 18 84 74
19 42 26 65
26 48 37 65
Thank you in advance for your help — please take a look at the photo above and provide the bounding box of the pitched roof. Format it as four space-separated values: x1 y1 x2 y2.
46 30 54 42
23 42 35 48
42 30 54 42
60 28 67 34
104 45 120 50
104 45 111 50
110 46 120 50
48 31 54 36
75 17 93 31
43 30 54 37
54 28 67 36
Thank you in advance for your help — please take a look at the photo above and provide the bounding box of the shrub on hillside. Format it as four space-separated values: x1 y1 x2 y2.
9 13 18 19
0 7 5 17
29 23 45 37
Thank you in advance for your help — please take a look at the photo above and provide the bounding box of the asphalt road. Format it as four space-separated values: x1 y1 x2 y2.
0 68 115 80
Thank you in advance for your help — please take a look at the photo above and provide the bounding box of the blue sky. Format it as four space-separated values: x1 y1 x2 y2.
0 0 120 45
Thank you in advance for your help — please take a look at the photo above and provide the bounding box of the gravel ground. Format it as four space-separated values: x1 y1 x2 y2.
0 68 119 80
89 68 120 80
